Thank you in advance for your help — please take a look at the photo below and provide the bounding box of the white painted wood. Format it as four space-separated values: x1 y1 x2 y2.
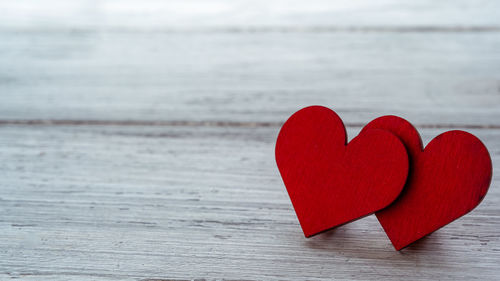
1 0 499 279
1 0 499 126
0 125 499 280
0 31 499 126
1 0 500 29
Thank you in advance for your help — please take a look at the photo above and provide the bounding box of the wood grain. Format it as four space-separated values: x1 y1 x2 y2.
0 1 500 127
1 31 500 126
0 125 499 280
0 0 499 279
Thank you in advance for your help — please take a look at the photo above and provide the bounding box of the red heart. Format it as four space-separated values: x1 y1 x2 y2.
276 106 409 237
362 116 492 250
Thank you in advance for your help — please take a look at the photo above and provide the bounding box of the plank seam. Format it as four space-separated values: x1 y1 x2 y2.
2 26 500 34
0 120 499 129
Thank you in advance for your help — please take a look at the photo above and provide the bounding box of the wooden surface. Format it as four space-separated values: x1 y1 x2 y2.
1 0 500 280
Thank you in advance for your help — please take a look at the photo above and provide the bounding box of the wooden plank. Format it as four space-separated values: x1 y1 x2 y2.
1 1 499 279
0 124 499 280
1 31 499 125
1 0 500 29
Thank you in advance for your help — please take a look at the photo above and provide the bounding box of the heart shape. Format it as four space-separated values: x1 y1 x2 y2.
362 116 492 250
276 106 409 237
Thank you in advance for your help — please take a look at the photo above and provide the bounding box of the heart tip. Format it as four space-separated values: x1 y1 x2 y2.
392 243 407 251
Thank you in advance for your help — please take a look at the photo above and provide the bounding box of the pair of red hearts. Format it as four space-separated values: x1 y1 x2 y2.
275 106 492 250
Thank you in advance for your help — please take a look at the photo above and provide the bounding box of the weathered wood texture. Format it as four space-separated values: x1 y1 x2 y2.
1 31 500 126
0 0 499 280
1 125 499 280
1 1 500 126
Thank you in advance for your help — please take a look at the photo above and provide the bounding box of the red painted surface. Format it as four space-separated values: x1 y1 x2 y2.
362 116 492 250
276 106 409 237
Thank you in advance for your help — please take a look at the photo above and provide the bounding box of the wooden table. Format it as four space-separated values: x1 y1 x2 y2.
1 1 499 280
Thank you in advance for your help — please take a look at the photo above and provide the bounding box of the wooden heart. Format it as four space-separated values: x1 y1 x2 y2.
362 116 492 250
275 106 409 237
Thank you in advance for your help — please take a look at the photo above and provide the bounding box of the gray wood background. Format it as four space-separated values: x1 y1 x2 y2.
1 0 499 280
